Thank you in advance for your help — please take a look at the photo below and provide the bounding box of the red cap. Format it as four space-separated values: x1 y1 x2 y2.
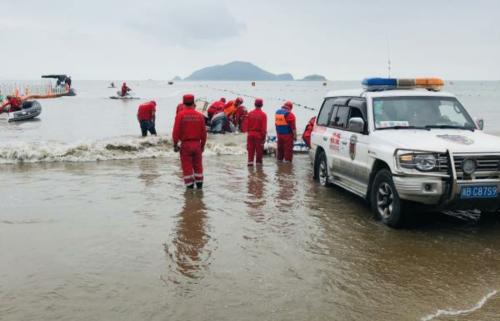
284 101 293 109
254 98 263 107
236 97 243 104
220 97 226 103
183 94 195 105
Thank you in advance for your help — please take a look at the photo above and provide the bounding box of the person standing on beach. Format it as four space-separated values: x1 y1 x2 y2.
275 101 296 162
137 100 157 137
246 98 267 166
173 94 207 189
176 94 196 114
302 116 316 148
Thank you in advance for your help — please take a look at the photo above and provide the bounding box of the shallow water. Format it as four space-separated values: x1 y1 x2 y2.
2 81 500 320
2 155 500 321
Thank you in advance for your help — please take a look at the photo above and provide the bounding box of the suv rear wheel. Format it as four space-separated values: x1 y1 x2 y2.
370 169 406 227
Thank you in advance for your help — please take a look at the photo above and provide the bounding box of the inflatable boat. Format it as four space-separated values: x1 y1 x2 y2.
264 135 309 155
8 100 42 122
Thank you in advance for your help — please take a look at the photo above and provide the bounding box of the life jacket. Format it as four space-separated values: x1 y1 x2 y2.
8 97 22 111
275 107 291 135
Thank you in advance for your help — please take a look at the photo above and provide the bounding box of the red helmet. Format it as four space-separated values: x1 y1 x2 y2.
183 94 195 105
254 98 263 107
284 101 293 109
220 97 226 103
236 97 243 105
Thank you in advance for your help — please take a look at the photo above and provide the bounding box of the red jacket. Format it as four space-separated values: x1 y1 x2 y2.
247 108 267 139
172 108 207 148
176 103 187 114
207 101 225 119
121 84 130 96
137 101 156 121
302 116 316 146
234 105 248 131
1 97 22 112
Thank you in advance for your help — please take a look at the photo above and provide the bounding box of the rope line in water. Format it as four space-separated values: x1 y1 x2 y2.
197 84 317 111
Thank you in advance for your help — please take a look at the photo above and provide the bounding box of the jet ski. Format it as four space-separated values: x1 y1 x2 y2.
110 91 139 100
264 135 310 155
7 100 42 122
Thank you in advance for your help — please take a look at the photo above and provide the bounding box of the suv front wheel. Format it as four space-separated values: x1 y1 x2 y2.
315 151 330 186
370 169 406 227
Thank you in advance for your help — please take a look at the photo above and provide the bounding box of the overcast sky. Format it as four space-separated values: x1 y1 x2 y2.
1 0 499 80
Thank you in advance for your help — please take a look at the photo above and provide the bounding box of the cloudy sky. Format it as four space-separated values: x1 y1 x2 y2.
1 0 499 80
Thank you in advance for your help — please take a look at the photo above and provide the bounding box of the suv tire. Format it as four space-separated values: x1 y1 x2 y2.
315 151 330 186
370 169 406 227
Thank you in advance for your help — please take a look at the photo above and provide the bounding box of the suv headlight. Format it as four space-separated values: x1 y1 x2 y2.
398 153 437 172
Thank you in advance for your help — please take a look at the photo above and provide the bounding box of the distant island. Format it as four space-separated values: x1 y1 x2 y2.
300 74 327 81
181 61 327 81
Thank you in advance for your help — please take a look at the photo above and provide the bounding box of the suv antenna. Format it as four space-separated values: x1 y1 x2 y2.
387 41 392 78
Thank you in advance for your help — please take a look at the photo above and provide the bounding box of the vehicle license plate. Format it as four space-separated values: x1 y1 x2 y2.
460 185 497 199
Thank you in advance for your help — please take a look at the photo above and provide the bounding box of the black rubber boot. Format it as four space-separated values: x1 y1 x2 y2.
186 184 194 189
196 182 203 189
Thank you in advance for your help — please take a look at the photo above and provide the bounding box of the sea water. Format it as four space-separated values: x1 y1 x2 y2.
2 81 500 321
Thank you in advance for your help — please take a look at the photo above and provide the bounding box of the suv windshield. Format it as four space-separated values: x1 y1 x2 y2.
373 96 476 130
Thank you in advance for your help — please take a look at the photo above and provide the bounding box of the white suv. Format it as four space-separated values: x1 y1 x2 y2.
310 78 500 227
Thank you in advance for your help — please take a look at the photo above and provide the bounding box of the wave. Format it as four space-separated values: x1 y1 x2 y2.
421 290 498 321
0 135 247 164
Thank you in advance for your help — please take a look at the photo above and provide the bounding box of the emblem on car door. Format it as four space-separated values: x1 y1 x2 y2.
349 135 358 160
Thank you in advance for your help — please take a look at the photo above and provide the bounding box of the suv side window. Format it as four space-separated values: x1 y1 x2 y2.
327 106 339 127
348 107 364 121
331 106 350 128
317 98 335 126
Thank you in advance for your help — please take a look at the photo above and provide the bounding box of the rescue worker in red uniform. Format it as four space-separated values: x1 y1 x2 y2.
234 103 248 132
137 100 157 136
302 116 316 148
121 82 131 97
246 98 267 166
223 97 243 131
172 94 207 189
0 96 23 113
176 93 198 115
275 101 296 162
207 97 226 120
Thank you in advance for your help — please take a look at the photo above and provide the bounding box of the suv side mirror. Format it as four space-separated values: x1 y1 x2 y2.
474 117 484 130
348 117 365 133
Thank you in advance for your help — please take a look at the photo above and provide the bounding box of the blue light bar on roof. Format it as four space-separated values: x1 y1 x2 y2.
362 78 397 91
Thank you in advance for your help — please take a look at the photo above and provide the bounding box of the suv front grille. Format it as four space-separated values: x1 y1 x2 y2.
453 155 500 180
437 154 449 172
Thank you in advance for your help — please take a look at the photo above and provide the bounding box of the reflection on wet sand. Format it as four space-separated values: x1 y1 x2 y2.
168 191 210 279
245 166 268 222
138 159 160 188
275 163 297 212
